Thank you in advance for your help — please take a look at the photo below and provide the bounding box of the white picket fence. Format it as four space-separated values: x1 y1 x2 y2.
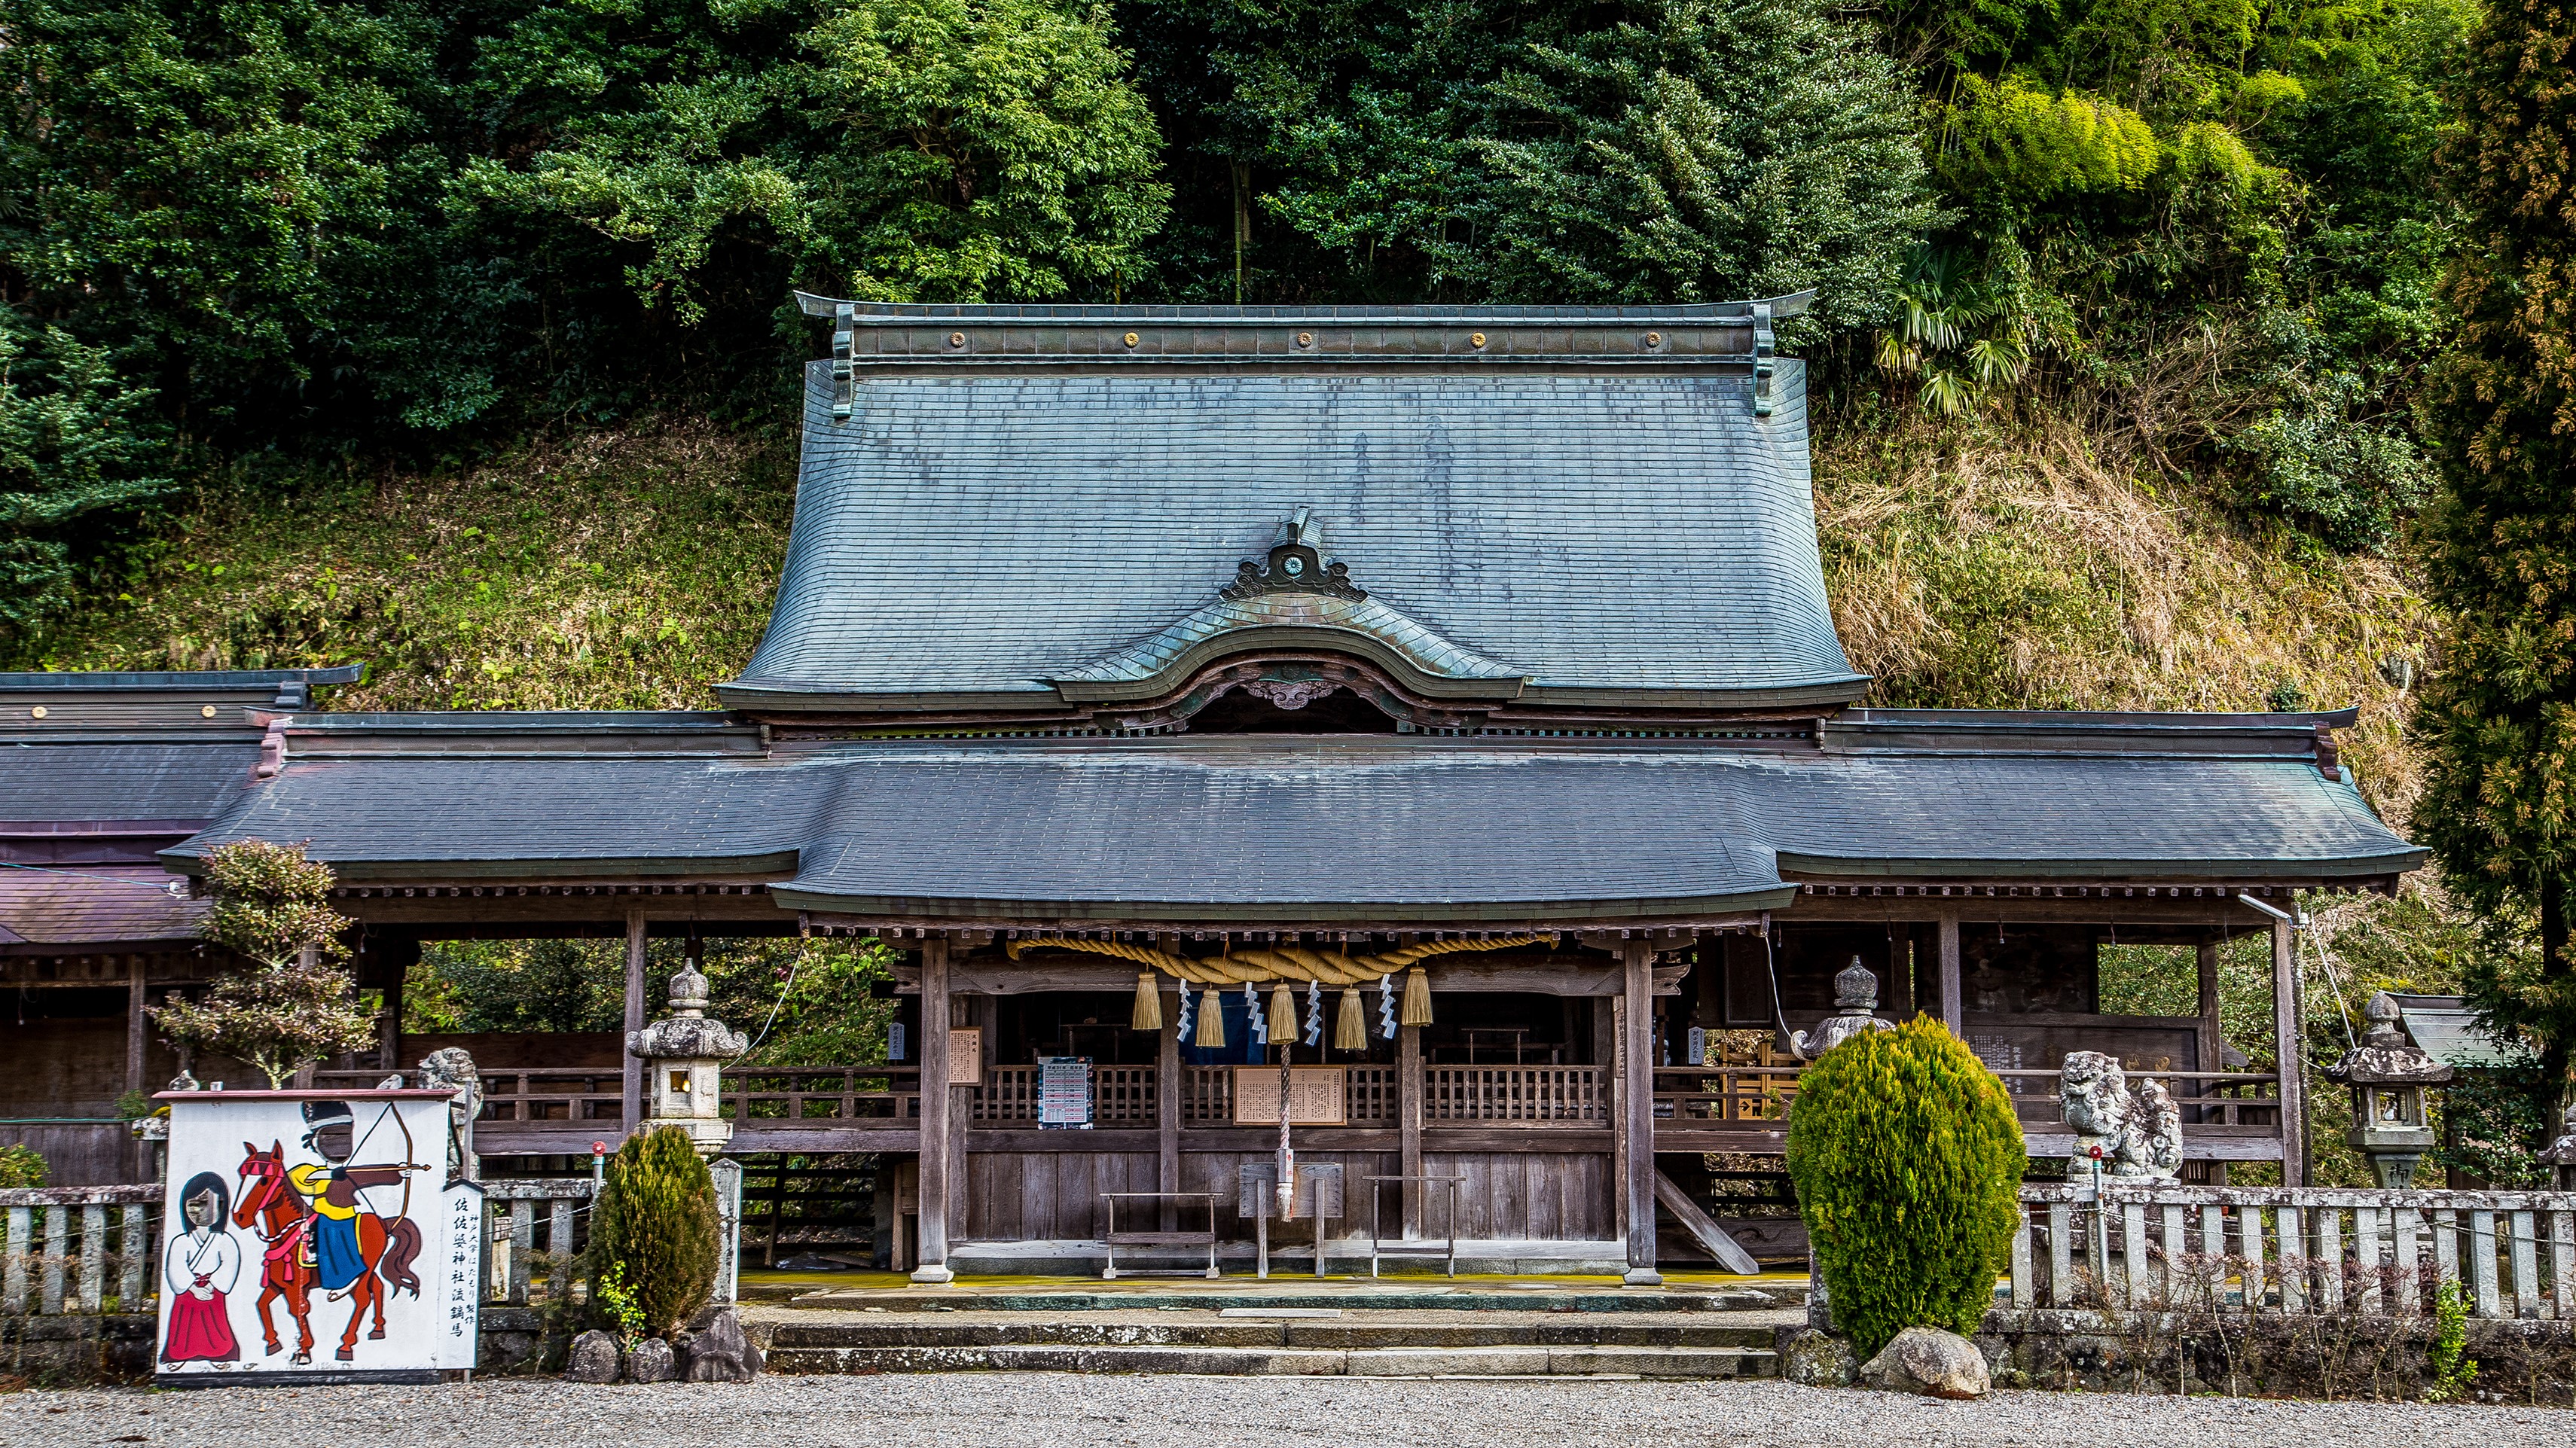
2007 1183 2576 1320
0 1185 159 1315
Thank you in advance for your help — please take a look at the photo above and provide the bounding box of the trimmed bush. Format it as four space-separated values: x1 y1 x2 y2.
588 1127 720 1337
1785 1016 2025 1358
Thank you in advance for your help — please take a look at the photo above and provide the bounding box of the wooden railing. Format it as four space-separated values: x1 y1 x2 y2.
0 1184 157 1315
722 1066 920 1123
1423 1065 1603 1123
1182 1066 1232 1125
1344 1066 1398 1124
971 1065 1156 1126
1653 1066 2281 1132
2001 1183 2576 1319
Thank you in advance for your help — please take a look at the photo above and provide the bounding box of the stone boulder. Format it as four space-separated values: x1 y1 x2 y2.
624 1336 676 1383
563 1330 621 1383
1858 1327 1991 1399
1780 1329 1857 1387
676 1305 762 1382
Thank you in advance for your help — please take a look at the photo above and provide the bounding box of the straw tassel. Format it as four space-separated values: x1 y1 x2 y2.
1131 972 1163 1032
1194 979 1227 1047
1267 984 1297 1047
1335 987 1366 1052
1399 967 1433 1027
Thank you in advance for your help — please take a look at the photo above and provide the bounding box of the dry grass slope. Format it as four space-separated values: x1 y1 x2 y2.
1815 412 2435 834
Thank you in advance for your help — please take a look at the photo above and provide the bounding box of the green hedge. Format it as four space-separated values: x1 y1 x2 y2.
1784 1016 2025 1357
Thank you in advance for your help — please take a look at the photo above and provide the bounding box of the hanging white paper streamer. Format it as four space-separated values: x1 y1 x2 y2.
1175 978 1195 1041
1304 980 1323 1047
1378 972 1397 1039
1247 980 1268 1045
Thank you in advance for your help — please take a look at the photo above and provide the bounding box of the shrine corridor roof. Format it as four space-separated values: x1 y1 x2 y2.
163 734 2422 923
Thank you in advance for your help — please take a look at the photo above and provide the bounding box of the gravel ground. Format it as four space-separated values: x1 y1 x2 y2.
4 1374 2572 1448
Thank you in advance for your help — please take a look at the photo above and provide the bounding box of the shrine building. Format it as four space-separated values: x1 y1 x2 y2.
2 295 2422 1282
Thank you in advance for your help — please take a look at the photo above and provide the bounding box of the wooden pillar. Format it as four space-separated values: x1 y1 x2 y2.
1610 993 1628 1242
378 977 404 1073
2271 915 2309 1187
124 956 148 1096
1620 940 1660 1285
2195 937 2228 1185
621 911 649 1136
1158 988 1181 1231
2195 940 2223 1075
912 937 954 1282
953 992 986 1246
1937 910 1963 1035
1399 1023 1424 1238
1891 932 1915 1022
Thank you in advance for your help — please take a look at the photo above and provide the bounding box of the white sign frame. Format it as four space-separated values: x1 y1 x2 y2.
154 1088 472 1386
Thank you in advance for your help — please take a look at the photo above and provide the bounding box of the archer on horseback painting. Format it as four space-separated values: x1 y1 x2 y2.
157 1088 470 1383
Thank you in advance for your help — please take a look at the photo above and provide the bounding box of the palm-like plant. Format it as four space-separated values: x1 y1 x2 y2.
1875 250 2032 415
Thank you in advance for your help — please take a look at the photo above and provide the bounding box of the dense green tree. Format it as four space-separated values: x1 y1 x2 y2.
2413 0 2576 1120
0 0 435 440
462 0 1170 310
0 325 170 625
1126 0 1930 325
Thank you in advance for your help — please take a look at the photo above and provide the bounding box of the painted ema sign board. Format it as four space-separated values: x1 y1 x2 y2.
153 1089 478 1386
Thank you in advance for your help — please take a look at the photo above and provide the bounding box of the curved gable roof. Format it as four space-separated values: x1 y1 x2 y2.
720 301 1866 713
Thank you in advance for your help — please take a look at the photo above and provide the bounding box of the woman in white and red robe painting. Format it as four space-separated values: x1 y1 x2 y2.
161 1170 242 1364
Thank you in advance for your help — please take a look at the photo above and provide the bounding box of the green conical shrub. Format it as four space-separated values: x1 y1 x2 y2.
1784 1017 2025 1358
588 1126 719 1337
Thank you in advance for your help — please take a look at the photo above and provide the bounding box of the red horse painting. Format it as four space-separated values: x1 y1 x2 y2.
233 1142 424 1364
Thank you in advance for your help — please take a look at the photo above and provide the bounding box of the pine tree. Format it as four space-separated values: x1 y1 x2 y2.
149 840 375 1087
1784 1017 2023 1358
588 1127 720 1337
2414 0 2576 1118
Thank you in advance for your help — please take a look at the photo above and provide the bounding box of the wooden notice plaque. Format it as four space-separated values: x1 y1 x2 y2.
1231 1065 1347 1126
947 1028 983 1085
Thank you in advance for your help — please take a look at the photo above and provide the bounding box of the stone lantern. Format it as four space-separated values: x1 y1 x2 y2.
627 959 749 1154
1790 958 1895 1062
2327 991 2452 1189
2539 1102 2576 1190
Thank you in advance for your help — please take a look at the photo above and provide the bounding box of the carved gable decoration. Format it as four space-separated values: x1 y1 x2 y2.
1221 509 1366 602
1045 507 1531 712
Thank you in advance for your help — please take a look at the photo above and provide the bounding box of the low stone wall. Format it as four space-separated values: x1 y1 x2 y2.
0 1313 155 1384
1781 1309 2576 1405
0 1310 579 1386
1975 1308 2576 1405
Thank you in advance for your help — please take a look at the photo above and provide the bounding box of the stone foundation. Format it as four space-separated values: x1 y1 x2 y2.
1974 1309 2576 1405
0 1313 156 1384
0 1309 575 1386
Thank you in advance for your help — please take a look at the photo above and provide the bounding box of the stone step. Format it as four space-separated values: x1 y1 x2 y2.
766 1285 1783 1314
765 1315 1784 1352
762 1343 1778 1378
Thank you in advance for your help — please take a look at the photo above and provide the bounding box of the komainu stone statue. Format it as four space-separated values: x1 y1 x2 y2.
1790 958 1897 1062
2060 1050 2182 1179
420 1047 484 1177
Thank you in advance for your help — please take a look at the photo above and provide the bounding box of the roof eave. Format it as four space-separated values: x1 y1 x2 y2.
1776 849 2428 880
767 885 1801 926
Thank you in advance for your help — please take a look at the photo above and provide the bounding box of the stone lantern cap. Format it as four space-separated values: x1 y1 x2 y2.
627 965 749 1059
2329 991 2453 1086
1790 956 1893 1062
2539 1102 2576 1169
